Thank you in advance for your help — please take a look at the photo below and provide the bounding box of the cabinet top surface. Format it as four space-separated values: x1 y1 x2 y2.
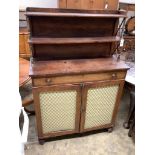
29 58 129 78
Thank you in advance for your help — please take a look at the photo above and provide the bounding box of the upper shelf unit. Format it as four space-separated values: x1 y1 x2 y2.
26 7 127 60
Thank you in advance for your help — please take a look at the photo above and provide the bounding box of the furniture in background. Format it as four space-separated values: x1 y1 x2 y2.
19 58 34 114
19 58 30 87
19 28 31 59
128 91 135 140
123 61 135 142
26 8 128 144
118 35 135 63
118 1 135 63
123 84 135 141
59 0 119 10
119 1 135 11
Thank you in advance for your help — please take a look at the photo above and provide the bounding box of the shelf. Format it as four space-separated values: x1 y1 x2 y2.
26 12 126 18
29 36 121 45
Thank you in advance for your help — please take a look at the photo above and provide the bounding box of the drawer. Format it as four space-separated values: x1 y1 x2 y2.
32 71 126 87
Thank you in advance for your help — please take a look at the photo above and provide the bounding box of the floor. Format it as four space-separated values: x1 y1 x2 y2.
24 89 135 155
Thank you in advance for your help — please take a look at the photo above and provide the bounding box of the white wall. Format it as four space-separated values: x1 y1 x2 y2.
119 0 135 4
19 0 58 10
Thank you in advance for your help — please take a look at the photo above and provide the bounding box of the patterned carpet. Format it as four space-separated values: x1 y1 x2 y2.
20 87 135 155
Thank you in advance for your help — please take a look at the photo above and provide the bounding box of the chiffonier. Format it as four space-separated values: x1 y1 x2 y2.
26 7 129 144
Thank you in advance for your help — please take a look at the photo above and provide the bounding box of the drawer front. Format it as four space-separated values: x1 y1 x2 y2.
33 71 126 87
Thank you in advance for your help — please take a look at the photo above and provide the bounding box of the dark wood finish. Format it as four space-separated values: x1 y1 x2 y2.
30 58 129 141
29 36 120 44
26 8 126 60
80 80 125 132
33 84 82 139
29 58 129 78
27 8 129 141
59 0 119 10
19 28 31 58
32 71 126 87
29 37 120 60
26 7 126 14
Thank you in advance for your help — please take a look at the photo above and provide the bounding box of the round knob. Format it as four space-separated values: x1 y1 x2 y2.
45 78 52 84
112 73 117 79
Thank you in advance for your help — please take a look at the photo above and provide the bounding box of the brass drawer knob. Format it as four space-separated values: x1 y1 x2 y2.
112 73 117 79
45 78 52 84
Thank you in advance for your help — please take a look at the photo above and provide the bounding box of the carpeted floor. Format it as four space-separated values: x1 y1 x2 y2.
23 89 135 155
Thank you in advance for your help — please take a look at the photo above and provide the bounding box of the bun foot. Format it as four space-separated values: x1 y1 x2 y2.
108 127 113 133
39 139 45 145
123 122 130 129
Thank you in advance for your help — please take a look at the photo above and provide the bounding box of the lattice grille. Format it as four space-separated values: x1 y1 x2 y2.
39 90 77 134
84 85 119 129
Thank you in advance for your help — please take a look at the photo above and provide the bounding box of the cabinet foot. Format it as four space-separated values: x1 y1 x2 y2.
39 139 45 145
108 127 113 133
123 122 130 129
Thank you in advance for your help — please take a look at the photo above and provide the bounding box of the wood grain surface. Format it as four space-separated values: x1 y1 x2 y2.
29 58 129 78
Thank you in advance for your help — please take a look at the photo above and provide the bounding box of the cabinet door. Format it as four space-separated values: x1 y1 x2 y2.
33 84 81 139
80 80 124 132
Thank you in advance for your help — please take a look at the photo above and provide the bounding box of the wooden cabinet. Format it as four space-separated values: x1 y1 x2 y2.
59 0 119 10
30 58 129 142
19 28 31 58
27 8 128 144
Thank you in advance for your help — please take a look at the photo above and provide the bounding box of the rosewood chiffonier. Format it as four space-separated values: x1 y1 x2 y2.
26 8 129 144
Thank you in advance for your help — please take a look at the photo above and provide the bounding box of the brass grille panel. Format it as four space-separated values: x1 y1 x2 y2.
84 85 119 129
39 90 77 134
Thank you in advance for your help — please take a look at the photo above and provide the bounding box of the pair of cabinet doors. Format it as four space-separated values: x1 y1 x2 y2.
33 80 124 139
59 0 119 10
